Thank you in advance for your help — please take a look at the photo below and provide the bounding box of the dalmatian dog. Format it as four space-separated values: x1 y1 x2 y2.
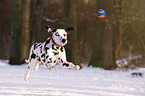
24 26 80 81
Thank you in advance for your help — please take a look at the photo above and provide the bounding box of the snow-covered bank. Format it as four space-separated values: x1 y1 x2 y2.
0 60 145 96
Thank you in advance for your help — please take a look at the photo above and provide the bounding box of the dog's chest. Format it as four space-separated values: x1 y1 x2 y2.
46 43 64 56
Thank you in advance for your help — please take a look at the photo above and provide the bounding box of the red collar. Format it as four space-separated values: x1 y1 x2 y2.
50 36 62 47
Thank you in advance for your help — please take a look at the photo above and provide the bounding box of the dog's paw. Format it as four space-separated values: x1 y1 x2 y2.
24 74 29 81
24 77 29 81
49 66 55 71
74 65 80 70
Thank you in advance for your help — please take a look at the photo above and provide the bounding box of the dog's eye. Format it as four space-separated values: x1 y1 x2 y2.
55 32 60 37
63 34 67 37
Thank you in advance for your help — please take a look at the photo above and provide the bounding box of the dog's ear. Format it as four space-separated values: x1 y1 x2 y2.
45 25 56 33
65 27 73 34
45 25 51 32
51 28 57 32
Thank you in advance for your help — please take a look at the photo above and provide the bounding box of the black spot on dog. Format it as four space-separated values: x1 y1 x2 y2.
41 53 45 58
60 47 63 52
56 46 59 49
45 64 48 68
46 55 49 59
55 32 58 35
47 58 52 63
53 52 59 55
28 66 30 69
43 59 45 62
45 47 50 53
34 44 37 50
63 63 69 67
52 45 55 50
54 60 56 63
40 46 43 53
34 43 41 50
37 57 41 61
31 53 36 59
47 61 52 63
61 59 63 63
58 57 60 60
45 47 49 50
51 44 57 51
41 63 43 65
45 39 50 47
45 51 47 54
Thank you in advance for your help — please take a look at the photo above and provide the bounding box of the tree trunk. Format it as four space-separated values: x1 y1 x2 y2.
20 0 31 63
9 0 22 64
89 0 117 69
30 0 45 43
64 0 80 64
9 0 31 64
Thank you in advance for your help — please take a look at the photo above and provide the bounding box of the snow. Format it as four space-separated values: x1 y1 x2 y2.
0 60 145 96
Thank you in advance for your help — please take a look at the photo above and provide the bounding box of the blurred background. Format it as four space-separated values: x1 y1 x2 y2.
0 0 145 69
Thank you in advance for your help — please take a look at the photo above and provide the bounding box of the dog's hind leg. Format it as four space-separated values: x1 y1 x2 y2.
24 66 31 81
24 59 37 81
34 61 40 72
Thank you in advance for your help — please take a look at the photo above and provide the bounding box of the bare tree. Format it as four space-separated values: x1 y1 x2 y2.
64 0 80 64
89 0 117 69
9 0 22 64
0 0 11 59
30 0 45 42
9 0 31 64
20 0 31 63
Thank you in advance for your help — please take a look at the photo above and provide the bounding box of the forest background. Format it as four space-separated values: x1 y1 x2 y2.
1 0 145 69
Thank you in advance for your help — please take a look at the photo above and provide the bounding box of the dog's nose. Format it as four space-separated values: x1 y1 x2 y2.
62 39 66 43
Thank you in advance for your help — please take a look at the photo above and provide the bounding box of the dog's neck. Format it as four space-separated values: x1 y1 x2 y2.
50 36 62 47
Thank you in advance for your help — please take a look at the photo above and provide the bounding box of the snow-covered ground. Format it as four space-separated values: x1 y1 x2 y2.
0 60 145 96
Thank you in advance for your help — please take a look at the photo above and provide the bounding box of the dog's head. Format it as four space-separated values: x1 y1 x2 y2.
45 25 73 46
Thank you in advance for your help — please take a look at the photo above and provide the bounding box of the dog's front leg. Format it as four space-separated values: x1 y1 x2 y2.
61 61 80 70
46 56 57 71
58 47 80 70
73 64 80 70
